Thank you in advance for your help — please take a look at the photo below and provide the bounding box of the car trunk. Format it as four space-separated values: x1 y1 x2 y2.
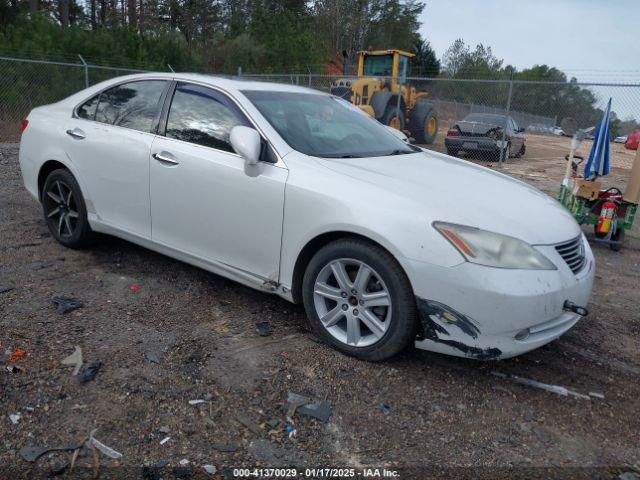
456 121 502 137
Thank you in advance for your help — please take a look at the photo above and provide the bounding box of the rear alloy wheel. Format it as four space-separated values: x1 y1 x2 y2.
42 169 93 248
302 239 417 361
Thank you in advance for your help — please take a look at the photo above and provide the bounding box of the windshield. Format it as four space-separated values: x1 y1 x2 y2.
242 90 418 158
363 55 393 77
464 113 507 127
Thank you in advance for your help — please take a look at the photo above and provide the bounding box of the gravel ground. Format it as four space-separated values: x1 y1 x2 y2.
1 141 639 480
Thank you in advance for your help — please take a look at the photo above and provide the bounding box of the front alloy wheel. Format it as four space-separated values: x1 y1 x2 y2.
302 238 417 361
313 258 392 347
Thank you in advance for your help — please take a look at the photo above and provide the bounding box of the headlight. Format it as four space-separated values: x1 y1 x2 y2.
433 222 557 270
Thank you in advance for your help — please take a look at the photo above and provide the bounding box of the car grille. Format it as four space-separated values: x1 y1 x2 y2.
555 236 586 274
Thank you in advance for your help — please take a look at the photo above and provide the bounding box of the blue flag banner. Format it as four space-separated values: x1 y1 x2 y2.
584 98 612 179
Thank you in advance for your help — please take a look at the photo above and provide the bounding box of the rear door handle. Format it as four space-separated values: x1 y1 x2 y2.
66 128 85 139
152 152 179 165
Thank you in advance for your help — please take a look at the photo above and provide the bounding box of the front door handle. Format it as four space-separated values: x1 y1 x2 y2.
66 129 85 139
152 152 179 165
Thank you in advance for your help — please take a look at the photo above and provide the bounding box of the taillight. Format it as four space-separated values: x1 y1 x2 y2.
447 129 459 137
20 119 29 135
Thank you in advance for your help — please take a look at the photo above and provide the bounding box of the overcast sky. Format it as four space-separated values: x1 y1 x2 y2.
420 0 640 82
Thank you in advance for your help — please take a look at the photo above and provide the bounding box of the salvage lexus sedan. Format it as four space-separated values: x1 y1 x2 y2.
19 73 594 361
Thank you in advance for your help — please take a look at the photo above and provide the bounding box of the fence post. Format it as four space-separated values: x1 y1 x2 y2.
500 75 514 164
237 66 242 77
167 64 175 73
78 55 89 88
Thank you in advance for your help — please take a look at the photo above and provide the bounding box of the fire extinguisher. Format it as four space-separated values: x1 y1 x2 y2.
597 200 616 234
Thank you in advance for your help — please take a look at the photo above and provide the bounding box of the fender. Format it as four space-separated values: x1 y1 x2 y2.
35 149 95 214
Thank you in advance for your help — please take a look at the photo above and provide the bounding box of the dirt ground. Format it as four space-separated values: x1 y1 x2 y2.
1 136 639 480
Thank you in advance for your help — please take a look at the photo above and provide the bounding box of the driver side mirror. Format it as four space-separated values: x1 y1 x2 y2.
230 126 261 166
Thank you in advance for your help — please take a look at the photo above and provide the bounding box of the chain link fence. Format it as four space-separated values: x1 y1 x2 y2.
2 55 639 170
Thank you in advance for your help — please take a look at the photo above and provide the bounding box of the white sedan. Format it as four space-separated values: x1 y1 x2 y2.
19 73 595 361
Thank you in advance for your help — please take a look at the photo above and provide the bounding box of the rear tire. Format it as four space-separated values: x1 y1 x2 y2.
302 238 417 361
42 169 94 249
514 143 526 158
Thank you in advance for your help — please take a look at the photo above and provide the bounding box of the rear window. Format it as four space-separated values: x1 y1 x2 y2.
464 114 507 126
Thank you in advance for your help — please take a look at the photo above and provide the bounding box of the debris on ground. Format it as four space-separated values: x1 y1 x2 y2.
286 423 297 439
491 372 591 399
78 362 102 383
8 347 26 363
159 436 171 445
129 284 141 293
589 391 605 399
60 346 83 375
19 442 84 462
159 426 170 434
9 413 21 424
6 365 20 373
145 350 161 364
87 430 123 459
179 458 190 466
0 285 14 294
236 414 263 436
188 399 206 405
284 392 332 422
376 402 392 414
203 464 217 475
52 296 83 314
285 392 311 417
255 321 273 337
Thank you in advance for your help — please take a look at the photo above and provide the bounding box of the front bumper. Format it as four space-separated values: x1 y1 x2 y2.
404 236 595 359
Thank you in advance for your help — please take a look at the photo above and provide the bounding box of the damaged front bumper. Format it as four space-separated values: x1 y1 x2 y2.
403 239 595 360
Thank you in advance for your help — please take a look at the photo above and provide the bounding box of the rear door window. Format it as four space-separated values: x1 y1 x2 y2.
164 83 249 152
95 80 167 133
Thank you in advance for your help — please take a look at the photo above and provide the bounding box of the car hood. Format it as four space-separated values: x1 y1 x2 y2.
315 150 580 245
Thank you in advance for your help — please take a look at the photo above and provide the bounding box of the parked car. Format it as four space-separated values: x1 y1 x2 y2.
444 113 526 161
625 128 640 150
552 126 566 136
19 73 594 361
613 135 628 144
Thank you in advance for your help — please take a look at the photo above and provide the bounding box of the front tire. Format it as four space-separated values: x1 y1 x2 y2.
42 169 94 248
302 238 417 361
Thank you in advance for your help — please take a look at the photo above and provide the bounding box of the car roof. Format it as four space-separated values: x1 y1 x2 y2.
103 72 324 96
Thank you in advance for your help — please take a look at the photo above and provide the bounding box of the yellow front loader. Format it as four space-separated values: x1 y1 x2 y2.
330 49 439 144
